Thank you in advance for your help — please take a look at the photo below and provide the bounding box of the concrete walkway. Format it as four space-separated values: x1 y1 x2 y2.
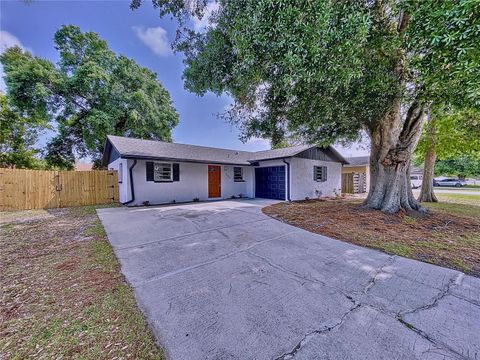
97 199 480 360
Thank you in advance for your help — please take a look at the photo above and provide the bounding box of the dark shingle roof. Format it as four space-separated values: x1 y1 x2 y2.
344 156 370 166
249 145 312 161
106 135 253 165
104 135 346 165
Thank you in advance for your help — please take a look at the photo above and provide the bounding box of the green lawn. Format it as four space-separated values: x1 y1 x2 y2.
434 192 480 207
0 205 163 359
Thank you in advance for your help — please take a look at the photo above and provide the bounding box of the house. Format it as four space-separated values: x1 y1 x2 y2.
74 161 93 171
102 135 348 206
342 156 370 194
342 157 427 192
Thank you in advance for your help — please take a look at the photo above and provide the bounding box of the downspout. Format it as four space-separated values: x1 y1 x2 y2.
282 158 291 201
122 159 137 205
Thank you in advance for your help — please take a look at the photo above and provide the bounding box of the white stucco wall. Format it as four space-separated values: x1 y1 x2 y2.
289 158 342 200
108 157 130 203
108 156 342 205
110 159 253 206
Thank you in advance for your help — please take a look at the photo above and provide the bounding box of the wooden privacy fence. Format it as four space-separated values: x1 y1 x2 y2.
342 173 354 194
0 168 119 211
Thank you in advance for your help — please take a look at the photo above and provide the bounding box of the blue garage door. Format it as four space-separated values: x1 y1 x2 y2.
255 166 286 200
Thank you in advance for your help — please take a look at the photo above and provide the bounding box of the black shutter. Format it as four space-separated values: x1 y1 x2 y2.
173 163 180 181
323 166 327 181
146 161 154 181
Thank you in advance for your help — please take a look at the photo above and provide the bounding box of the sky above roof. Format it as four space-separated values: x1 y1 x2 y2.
0 0 368 157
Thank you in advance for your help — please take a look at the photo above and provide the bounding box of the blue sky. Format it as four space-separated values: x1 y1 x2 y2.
0 0 368 157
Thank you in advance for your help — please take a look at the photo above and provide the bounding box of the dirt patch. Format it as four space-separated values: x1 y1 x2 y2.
263 199 480 276
0 207 163 359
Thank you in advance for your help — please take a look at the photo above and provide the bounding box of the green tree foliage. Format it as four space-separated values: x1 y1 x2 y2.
0 25 179 168
417 108 480 161
436 156 480 178
416 107 480 201
133 0 480 212
0 93 48 169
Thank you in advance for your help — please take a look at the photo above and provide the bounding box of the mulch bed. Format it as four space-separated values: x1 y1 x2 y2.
263 198 480 276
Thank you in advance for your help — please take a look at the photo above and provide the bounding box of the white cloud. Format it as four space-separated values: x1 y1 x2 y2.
0 30 26 52
192 1 219 32
0 31 29 92
334 139 370 158
133 26 171 57
246 137 271 148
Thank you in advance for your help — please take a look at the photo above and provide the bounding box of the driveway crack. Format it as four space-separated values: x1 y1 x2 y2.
396 317 470 360
362 255 397 294
394 273 470 360
246 250 360 309
274 302 362 360
135 230 303 286
398 273 464 316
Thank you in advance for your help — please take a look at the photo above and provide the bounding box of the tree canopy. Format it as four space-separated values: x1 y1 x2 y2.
435 156 480 178
0 25 179 168
416 107 480 162
134 0 479 144
416 106 480 202
0 93 48 169
133 0 480 212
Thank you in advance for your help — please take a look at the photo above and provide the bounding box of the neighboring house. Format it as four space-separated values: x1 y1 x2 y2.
342 156 370 194
102 135 347 206
342 157 427 192
74 161 93 171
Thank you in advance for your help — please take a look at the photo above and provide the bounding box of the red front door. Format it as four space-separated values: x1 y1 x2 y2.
208 165 221 198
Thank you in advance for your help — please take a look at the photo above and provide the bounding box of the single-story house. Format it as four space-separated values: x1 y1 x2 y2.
342 156 370 194
102 135 348 206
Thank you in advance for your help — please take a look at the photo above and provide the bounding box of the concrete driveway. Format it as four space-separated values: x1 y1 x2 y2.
97 199 480 360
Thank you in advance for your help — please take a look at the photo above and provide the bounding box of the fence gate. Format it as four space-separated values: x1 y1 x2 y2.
0 168 119 211
342 173 354 194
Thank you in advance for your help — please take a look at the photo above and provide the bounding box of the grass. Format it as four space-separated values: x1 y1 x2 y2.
0 206 163 359
263 197 480 277
433 192 480 207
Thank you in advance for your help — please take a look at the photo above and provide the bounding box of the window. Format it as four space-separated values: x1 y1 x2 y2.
233 167 244 182
154 163 172 181
118 163 123 183
314 166 327 182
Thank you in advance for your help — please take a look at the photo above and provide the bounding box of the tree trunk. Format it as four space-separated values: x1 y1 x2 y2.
364 100 428 213
418 116 438 202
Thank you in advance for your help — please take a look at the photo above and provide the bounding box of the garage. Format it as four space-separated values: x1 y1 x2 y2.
255 166 286 200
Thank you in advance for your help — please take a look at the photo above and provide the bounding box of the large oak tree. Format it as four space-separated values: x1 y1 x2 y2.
0 25 179 168
134 0 479 213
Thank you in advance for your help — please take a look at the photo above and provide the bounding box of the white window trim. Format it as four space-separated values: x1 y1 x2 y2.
233 167 244 182
154 162 173 182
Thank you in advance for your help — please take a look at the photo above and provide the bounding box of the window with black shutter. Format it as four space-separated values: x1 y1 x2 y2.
314 166 327 182
154 163 172 181
146 162 179 182
172 163 180 181
233 167 244 182
146 162 154 181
